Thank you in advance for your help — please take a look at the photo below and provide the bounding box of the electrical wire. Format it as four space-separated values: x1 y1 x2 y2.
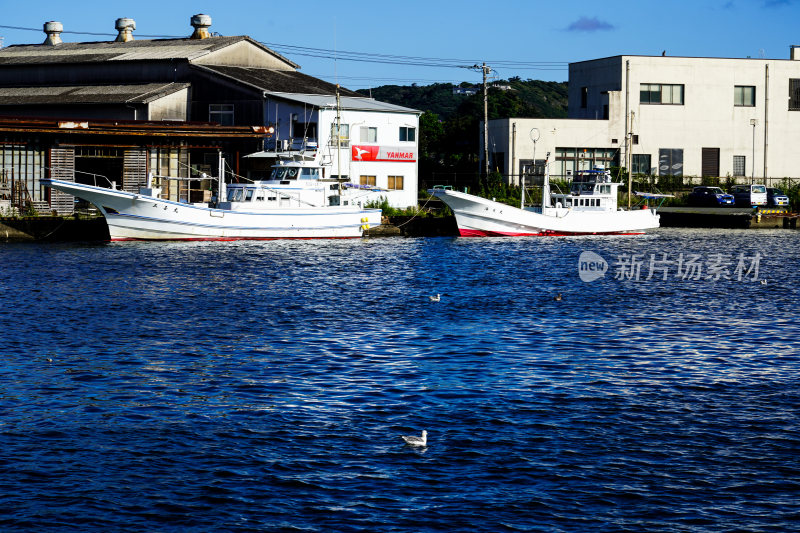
0 23 568 72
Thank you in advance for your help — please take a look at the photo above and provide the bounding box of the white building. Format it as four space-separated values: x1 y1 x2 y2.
252 92 420 208
485 46 800 184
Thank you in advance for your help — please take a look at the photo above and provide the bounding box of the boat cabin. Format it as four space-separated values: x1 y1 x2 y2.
550 166 620 211
221 159 368 209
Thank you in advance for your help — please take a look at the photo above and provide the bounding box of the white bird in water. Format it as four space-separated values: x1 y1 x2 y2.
761 279 767 285
401 430 428 447
429 294 441 302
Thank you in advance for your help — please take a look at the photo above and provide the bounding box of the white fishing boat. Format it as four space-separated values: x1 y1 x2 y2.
430 162 662 237
42 154 382 241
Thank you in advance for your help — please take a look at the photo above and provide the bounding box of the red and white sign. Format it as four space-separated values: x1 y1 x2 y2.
351 145 416 163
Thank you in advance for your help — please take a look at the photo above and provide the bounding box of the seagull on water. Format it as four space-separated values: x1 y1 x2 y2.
429 294 441 302
554 293 562 301
401 430 427 447
761 279 767 285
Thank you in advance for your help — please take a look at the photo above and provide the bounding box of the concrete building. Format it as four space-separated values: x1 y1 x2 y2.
485 47 800 185
0 14 420 211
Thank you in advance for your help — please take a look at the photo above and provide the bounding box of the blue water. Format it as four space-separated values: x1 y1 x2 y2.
1 228 799 532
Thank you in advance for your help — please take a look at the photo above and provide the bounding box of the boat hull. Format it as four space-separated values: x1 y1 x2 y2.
431 189 659 237
43 179 381 241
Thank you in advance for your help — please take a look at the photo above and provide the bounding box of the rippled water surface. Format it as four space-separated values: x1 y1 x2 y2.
1 228 799 532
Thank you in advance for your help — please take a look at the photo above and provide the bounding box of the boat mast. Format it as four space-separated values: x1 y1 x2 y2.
541 152 550 212
336 85 342 197
218 150 226 203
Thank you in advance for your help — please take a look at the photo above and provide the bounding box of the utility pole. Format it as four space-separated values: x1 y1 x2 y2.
472 63 491 177
627 111 634 210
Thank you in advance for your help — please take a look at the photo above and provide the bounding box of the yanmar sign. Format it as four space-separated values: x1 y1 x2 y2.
351 145 416 162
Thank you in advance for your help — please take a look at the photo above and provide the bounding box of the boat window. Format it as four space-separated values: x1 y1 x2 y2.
227 188 244 202
245 189 254 201
300 168 320 180
268 196 277 202
256 191 265 201
270 167 300 180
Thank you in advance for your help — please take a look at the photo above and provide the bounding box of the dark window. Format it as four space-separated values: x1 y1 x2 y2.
790 79 800 110
734 86 755 107
659 149 684 177
581 87 588 108
632 154 651 175
640 84 684 105
399 127 416 142
209 104 234 126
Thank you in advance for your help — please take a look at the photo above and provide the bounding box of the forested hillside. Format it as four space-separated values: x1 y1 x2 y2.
356 78 567 120
355 78 569 186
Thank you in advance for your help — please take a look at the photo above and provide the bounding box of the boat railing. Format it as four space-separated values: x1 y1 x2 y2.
48 166 119 189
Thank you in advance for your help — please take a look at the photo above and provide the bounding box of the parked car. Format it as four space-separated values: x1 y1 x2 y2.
767 187 790 207
730 184 768 207
686 186 735 207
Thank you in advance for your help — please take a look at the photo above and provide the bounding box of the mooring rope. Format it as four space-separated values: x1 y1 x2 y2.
394 193 435 228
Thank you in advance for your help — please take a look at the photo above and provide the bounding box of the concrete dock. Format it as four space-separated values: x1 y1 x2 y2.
658 207 796 229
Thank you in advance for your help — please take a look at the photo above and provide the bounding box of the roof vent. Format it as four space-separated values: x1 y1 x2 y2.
43 21 63 46
115 18 136 42
190 14 212 39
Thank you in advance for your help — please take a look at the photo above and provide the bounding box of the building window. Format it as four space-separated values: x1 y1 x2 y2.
733 155 746 176
399 127 415 142
388 175 404 190
580 87 588 108
360 175 376 186
209 104 234 126
640 84 684 105
1 145 45 202
331 123 350 146
734 86 755 107
658 149 684 177
360 127 377 143
790 79 800 110
554 147 617 178
293 116 318 142
632 154 651 175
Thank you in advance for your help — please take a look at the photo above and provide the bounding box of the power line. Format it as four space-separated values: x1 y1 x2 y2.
0 23 181 39
0 23 568 71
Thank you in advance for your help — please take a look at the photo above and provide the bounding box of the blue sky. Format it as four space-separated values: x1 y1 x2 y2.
0 0 797 89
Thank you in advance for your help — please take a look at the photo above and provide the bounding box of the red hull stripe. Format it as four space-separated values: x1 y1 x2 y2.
458 228 644 237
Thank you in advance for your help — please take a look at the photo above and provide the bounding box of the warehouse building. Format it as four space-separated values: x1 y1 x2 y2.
0 14 420 213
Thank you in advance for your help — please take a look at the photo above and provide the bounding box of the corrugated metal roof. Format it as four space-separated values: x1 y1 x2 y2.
0 82 189 105
266 92 420 114
0 36 298 67
194 64 360 97
194 65 418 113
